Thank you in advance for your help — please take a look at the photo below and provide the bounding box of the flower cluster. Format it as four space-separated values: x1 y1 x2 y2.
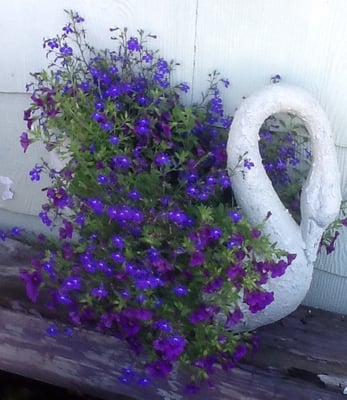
259 112 312 223
20 11 295 391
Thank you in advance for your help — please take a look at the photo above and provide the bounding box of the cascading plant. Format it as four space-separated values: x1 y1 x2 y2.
19 9 337 393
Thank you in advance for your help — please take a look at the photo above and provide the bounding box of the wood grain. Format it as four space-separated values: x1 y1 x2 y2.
0 239 346 399
0 305 346 400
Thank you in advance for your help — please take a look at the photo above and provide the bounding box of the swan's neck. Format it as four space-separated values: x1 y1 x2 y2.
227 84 341 330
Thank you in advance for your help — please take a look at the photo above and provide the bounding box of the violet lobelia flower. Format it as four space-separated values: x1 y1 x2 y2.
146 359 173 378
153 333 186 361
225 308 244 329
19 269 42 303
20 132 32 153
189 251 205 267
243 289 274 313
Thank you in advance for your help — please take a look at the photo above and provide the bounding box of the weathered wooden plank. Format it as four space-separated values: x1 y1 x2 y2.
0 305 345 400
247 306 347 379
0 239 346 398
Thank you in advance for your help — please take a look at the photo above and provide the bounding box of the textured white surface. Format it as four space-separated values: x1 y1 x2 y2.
227 84 341 329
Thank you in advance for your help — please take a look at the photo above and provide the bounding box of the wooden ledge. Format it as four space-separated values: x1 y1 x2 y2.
1 305 347 399
0 239 346 399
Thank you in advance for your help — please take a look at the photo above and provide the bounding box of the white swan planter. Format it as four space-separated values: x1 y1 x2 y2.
227 84 341 331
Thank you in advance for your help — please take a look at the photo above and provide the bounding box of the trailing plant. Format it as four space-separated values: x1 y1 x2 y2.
17 10 342 393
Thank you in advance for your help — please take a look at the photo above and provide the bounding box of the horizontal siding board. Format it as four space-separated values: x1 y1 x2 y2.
0 0 197 93
193 0 347 147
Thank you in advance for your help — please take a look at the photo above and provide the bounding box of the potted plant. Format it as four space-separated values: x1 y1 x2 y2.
19 10 340 392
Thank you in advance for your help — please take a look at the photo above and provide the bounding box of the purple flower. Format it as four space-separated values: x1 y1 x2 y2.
109 135 120 145
80 81 90 92
188 227 211 250
56 291 72 305
118 367 137 385
63 276 81 291
62 24 73 34
226 263 246 282
155 152 171 166
270 74 281 83
46 324 59 337
229 210 242 224
132 308 153 321
142 52 153 62
64 327 74 337
152 257 174 273
29 164 43 181
146 360 173 378
127 37 141 51
60 43 73 55
244 290 274 313
147 247 160 261
11 227 22 236
271 259 289 278
59 219 73 239
251 228 261 238
186 185 199 198
189 251 205 267
112 235 125 248
221 78 230 88
156 59 170 74
226 232 245 248
90 283 108 299
209 226 222 240
233 343 248 362
173 284 188 296
20 132 31 153
47 188 71 208
94 101 104 111
44 39 59 49
209 96 223 115
92 111 105 123
113 155 131 169
153 334 186 361
168 209 189 226
137 376 151 387
39 211 52 227
88 198 104 215
43 259 55 279
193 355 217 375
189 305 220 324
80 253 96 273
184 382 200 394
178 82 189 92
154 320 172 333
109 65 118 74
72 12 84 23
120 317 141 338
225 308 244 329
111 252 125 263
135 118 150 135
75 213 86 225
243 158 255 169
20 269 42 303
127 189 142 200
206 175 217 186
203 277 223 294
